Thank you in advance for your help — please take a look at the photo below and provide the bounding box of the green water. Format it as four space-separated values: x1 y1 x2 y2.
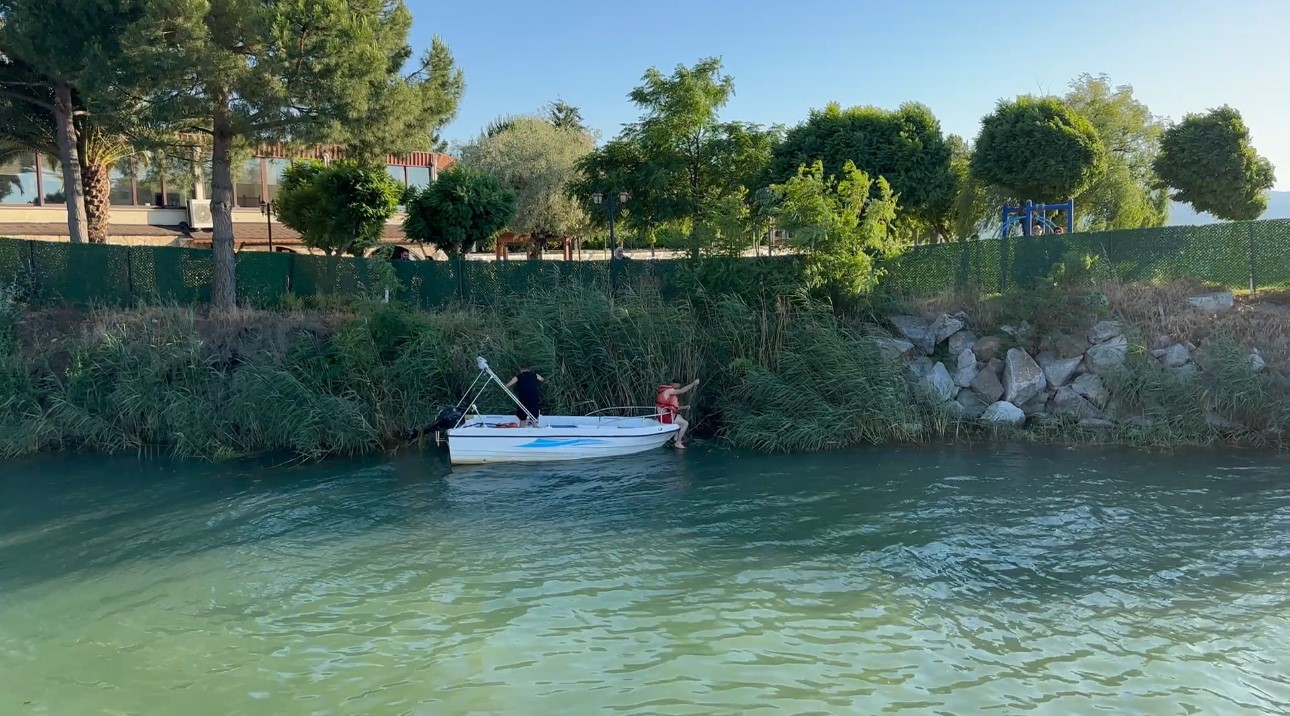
0 447 1287 715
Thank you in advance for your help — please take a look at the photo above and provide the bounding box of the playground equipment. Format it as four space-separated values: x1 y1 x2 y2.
999 199 1074 237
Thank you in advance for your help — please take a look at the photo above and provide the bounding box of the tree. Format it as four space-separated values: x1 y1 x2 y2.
768 102 957 239
1062 74 1169 231
1153 106 1276 221
546 100 585 132
403 166 516 258
274 161 403 256
770 160 901 298
971 96 1106 204
571 58 778 256
0 0 146 244
460 115 595 259
124 1 464 310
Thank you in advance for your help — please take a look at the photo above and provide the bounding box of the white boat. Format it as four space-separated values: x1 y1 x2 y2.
439 358 680 465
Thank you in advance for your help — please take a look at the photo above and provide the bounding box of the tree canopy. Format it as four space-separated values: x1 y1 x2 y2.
273 161 403 256
403 166 516 257
460 115 596 258
570 58 778 253
971 96 1106 203
1062 74 1169 231
122 0 464 309
770 160 901 297
768 102 956 237
1153 106 1276 221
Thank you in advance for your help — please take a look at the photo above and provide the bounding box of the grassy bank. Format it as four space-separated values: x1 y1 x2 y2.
0 279 1287 461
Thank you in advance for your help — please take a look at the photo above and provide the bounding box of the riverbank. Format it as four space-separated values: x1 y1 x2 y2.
0 279 1286 460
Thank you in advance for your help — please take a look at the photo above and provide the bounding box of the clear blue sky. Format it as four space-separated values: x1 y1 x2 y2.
409 0 1290 189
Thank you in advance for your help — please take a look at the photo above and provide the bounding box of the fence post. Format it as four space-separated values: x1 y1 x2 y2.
456 255 466 303
999 233 1010 293
1248 223 1257 295
286 252 294 295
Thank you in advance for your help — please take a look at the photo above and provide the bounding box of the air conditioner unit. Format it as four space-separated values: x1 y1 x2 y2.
187 199 214 230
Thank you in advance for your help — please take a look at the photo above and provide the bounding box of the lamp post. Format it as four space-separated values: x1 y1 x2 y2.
591 190 629 259
259 199 274 252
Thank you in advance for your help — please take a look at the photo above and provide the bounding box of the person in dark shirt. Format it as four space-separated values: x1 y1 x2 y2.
505 366 545 426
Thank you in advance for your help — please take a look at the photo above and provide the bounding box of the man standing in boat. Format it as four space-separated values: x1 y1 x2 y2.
506 365 544 426
656 379 699 449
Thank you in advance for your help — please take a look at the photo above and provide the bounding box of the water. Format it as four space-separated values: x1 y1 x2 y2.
1 447 1288 715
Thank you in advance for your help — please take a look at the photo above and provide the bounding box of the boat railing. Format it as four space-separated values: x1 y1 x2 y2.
584 406 669 425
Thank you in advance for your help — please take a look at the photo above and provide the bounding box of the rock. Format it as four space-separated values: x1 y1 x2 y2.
1087 320 1123 345
875 337 917 361
1085 335 1129 374
954 349 979 388
1071 373 1108 408
1003 348 1047 406
922 362 956 403
1038 355 1083 388
973 335 1005 363
1040 332 1090 359
955 391 989 419
890 316 935 354
947 330 978 357
907 356 934 380
1187 291 1235 313
986 357 1005 376
1018 391 1049 417
1001 321 1034 342
969 369 1005 403
1079 418 1116 430
1160 343 1191 368
981 401 1025 427
1250 349 1267 374
1151 334 1172 350
930 314 966 345
1125 416 1156 429
1171 363 1199 382
1051 386 1102 419
1102 399 1124 422
1206 412 1241 432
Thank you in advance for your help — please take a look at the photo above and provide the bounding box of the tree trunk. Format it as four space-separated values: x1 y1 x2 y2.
527 233 545 260
82 161 111 243
52 82 89 244
210 106 237 311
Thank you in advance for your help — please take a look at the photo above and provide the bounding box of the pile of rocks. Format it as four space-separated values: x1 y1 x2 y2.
881 297 1263 430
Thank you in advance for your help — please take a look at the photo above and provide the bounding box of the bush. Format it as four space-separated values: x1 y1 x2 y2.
274 161 403 256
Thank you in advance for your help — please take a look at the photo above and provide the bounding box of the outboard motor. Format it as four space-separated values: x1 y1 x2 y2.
403 405 467 441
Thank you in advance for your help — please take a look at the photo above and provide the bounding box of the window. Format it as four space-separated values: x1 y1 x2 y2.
407 166 430 192
264 158 290 202
234 158 262 208
40 156 65 205
386 164 407 187
108 160 135 206
0 153 40 205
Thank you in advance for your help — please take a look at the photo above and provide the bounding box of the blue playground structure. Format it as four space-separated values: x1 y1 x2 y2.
999 199 1075 237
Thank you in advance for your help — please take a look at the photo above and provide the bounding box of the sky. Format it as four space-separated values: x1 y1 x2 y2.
409 0 1290 189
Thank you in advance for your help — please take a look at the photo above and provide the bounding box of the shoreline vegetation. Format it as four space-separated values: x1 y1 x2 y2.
1 275 1287 462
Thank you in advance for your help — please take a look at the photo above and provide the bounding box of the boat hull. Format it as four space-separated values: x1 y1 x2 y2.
446 415 680 465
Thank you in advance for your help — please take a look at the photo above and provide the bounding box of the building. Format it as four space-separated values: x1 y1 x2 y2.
0 143 454 255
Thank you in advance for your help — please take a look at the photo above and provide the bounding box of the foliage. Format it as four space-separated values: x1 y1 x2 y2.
768 102 957 238
971 96 1107 203
770 160 901 297
273 161 403 256
571 58 779 254
402 166 516 257
1153 106 1277 221
546 100 586 132
459 115 596 255
1062 74 1169 232
121 0 464 309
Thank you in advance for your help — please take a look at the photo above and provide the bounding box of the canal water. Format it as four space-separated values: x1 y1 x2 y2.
0 446 1287 714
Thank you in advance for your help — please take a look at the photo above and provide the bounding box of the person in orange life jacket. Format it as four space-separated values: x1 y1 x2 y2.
655 378 699 448
506 366 544 426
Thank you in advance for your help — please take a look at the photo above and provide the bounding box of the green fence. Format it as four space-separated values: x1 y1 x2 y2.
1 218 1289 308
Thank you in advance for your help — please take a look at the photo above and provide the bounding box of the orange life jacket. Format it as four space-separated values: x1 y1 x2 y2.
655 385 679 415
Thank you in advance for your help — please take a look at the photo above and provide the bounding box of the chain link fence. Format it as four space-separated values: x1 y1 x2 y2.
1 219 1288 308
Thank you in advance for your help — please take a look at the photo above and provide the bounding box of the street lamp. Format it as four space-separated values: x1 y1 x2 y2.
591 190 630 258
259 199 275 252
